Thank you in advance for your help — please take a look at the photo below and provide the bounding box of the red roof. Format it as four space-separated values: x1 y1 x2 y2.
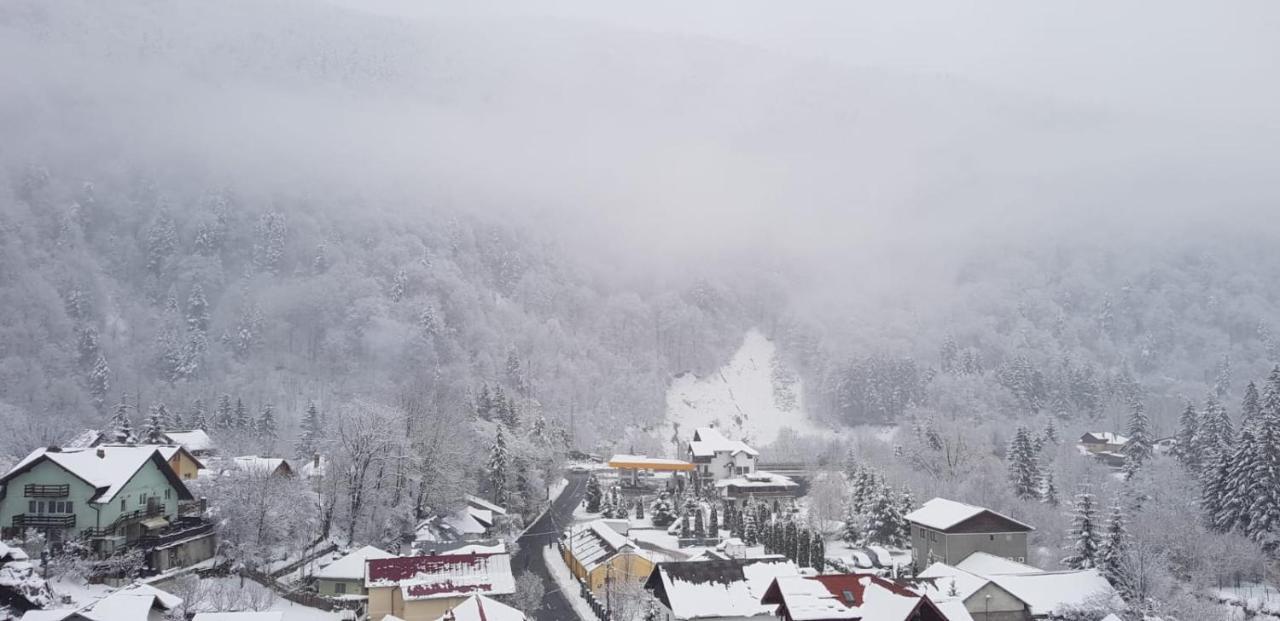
809 574 919 606
366 553 499 583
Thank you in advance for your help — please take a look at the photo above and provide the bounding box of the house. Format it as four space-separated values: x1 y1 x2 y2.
0 446 193 553
430 594 525 621
715 471 800 507
191 613 284 621
414 497 510 552
687 427 758 490
229 456 294 478
915 559 1120 620
562 520 654 594
643 557 799 620
905 499 1034 572
161 430 216 457
364 552 515 621
463 495 508 530
759 574 955 621
315 545 397 598
1077 432 1128 454
24 583 183 621
300 455 327 479
155 445 205 481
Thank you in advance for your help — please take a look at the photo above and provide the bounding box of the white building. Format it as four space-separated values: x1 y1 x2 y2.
686 427 759 490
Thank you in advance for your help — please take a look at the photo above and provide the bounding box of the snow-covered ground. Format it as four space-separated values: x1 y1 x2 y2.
664 329 827 448
549 478 570 504
1214 583 1280 618
541 544 598 621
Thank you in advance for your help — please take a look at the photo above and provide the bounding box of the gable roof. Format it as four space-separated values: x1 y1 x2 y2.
3 446 193 504
1080 432 1128 445
465 494 508 517
316 545 397 581
760 574 942 621
689 427 759 458
365 553 515 601
431 594 526 621
230 456 293 476
156 445 206 471
644 557 798 619
192 614 284 621
904 498 1033 533
567 520 650 572
954 552 1042 576
986 570 1118 616
162 430 215 453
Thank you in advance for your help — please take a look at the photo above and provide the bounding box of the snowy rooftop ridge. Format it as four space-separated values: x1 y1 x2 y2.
916 560 1120 617
904 498 1033 532
760 574 935 621
430 594 526 621
316 545 396 581
568 520 650 571
645 557 799 619
689 427 759 458
365 552 515 601
4 446 183 504
162 430 215 452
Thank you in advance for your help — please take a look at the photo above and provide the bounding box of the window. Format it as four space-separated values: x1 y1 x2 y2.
929 532 937 542
36 501 45 514
121 499 126 511
1016 557 1025 563
66 502 73 513
28 501 36 514
334 583 346 594
164 489 171 499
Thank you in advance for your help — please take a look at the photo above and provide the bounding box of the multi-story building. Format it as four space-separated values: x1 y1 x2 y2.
686 427 758 491
905 498 1034 572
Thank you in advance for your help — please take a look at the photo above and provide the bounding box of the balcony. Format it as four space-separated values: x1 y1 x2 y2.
135 518 215 550
24 484 70 498
12 514 76 529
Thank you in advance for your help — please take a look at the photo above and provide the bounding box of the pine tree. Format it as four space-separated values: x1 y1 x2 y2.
842 499 862 543
1123 400 1152 480
88 353 111 414
109 393 136 444
145 209 177 275
843 449 859 480
1041 470 1059 506
585 474 603 513
258 403 278 439
297 401 322 458
487 426 510 506
1042 418 1060 445
1008 426 1041 499
635 499 645 520
476 384 493 420
651 493 674 527
1203 436 1238 532
506 349 527 396
679 512 692 539
694 508 706 539
797 528 812 568
861 487 907 547
1099 504 1130 599
189 399 207 430
1063 487 1101 570
143 405 166 444
1242 380 1263 429
171 404 184 430
233 398 249 430
782 520 798 562
810 530 826 572
498 393 520 429
742 505 759 546
186 283 209 333
1245 408 1280 545
1173 401 1201 471
709 504 719 536
895 488 915 544
215 394 234 429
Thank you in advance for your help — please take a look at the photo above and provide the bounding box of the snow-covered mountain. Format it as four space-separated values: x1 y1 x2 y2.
664 329 825 448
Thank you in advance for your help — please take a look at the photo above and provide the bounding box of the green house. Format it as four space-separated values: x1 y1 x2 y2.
0 445 194 553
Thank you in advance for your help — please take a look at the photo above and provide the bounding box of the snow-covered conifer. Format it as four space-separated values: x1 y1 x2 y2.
143 405 166 444
1008 426 1041 499
189 398 207 430
487 425 510 506
1122 400 1152 480
257 403 277 438
1099 504 1129 592
109 393 136 444
1173 401 1200 470
297 401 322 458
585 473 603 513
1063 487 1101 569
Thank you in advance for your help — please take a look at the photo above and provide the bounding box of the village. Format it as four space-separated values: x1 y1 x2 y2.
0 412 1156 621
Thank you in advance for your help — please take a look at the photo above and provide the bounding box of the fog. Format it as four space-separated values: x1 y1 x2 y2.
3 0 1279 293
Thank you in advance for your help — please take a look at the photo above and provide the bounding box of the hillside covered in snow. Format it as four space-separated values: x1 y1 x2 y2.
665 329 827 448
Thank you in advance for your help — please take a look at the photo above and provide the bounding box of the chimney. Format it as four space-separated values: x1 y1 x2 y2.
314 454 321 467
96 448 105 459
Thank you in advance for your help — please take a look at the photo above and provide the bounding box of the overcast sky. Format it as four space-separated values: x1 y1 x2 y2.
4 0 1279 287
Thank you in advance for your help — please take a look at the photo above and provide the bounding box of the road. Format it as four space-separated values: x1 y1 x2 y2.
513 471 589 621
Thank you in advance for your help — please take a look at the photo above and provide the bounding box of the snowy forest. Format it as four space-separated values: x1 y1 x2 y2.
2 1 1280 620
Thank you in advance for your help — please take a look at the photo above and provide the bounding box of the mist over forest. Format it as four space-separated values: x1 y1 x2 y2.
2 1 1280 618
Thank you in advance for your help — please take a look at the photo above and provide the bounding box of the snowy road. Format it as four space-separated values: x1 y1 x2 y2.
513 471 589 621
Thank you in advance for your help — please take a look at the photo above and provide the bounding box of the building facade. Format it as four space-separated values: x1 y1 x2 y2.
905 498 1034 572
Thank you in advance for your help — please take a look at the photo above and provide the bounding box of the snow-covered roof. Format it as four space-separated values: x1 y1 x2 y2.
365 553 515 601
987 570 1119 616
431 594 526 621
316 545 396 581
568 520 650 572
63 429 102 450
163 430 215 452
714 471 798 489
0 541 29 562
688 427 759 458
1080 432 1129 445
448 542 506 555
954 552 1042 576
760 574 932 621
465 494 508 517
300 456 327 478
230 456 292 476
916 562 1118 617
904 498 1033 533
4 446 190 504
645 557 798 619
607 455 695 471
192 613 284 621
114 583 183 610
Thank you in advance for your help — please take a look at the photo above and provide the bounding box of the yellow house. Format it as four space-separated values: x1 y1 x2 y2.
562 520 655 594
364 552 515 621
157 445 205 480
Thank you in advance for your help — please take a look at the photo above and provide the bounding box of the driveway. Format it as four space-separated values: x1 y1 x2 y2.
512 471 589 621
